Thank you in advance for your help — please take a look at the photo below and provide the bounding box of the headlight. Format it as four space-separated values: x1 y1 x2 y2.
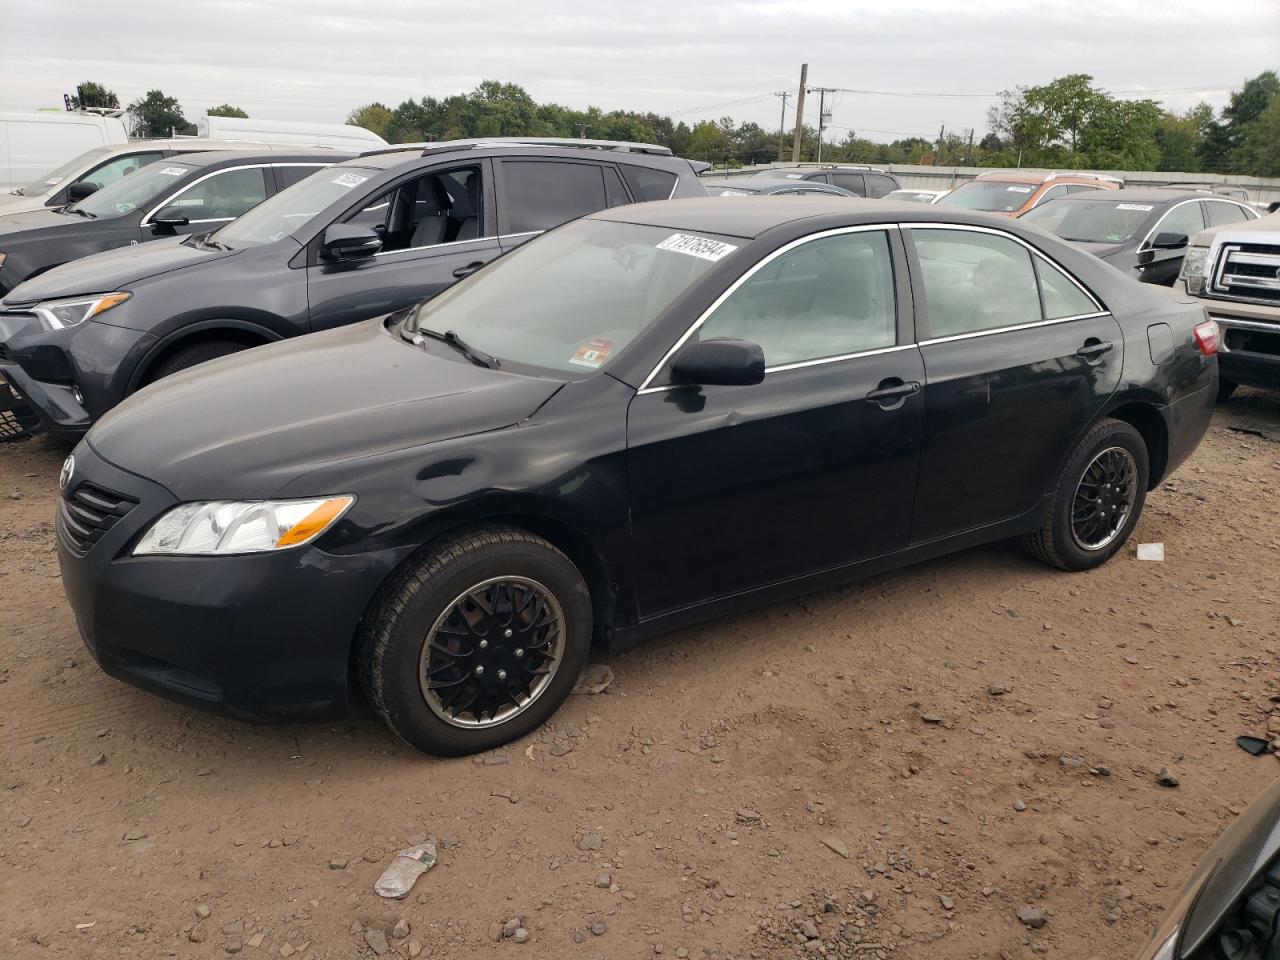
0 252 7 270
1180 247 1210 295
133 496 354 556
33 292 131 332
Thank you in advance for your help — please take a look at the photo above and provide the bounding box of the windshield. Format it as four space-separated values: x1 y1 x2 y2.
936 180 1036 212
1021 200 1154 243
407 219 739 374
69 161 192 219
18 147 114 196
212 166 376 248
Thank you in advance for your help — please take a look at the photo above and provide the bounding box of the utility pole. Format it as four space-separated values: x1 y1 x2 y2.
774 91 790 161
809 87 839 164
790 63 808 164
966 128 974 166
936 124 946 166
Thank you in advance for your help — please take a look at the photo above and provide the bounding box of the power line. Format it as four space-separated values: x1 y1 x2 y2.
667 92 776 116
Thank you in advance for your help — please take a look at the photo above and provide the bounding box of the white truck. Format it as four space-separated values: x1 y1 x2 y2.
196 115 387 152
0 111 129 193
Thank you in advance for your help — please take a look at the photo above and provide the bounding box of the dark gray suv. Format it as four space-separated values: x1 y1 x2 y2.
752 164 901 197
0 138 709 436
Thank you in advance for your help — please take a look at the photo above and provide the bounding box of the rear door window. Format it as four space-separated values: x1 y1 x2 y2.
911 229 1042 338
1204 201 1251 226
501 160 610 233
865 174 898 197
618 164 677 202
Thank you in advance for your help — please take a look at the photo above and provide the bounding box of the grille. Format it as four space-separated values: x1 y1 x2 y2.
1212 243 1280 305
57 482 138 554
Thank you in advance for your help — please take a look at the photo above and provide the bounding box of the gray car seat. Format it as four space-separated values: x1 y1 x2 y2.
410 178 452 248
447 172 480 242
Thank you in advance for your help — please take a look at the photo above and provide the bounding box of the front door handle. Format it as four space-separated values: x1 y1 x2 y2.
1075 339 1114 360
865 378 921 408
452 261 486 279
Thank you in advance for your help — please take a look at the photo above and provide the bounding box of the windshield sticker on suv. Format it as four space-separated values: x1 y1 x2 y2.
569 337 614 369
784 173 803 179
656 233 739 262
331 172 369 188
1115 203 1154 211
158 166 189 177
1006 185 1033 193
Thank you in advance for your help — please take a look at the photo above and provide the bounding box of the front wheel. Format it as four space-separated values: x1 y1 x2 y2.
358 526 592 756
1024 418 1149 571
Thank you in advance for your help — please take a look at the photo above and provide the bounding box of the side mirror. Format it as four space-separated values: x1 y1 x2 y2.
151 207 191 233
67 181 98 202
321 224 382 261
1151 231 1189 250
671 338 765 387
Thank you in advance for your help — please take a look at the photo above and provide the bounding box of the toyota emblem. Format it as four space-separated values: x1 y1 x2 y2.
59 455 75 493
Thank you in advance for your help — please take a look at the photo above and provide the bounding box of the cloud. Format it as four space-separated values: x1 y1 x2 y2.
1 0 1275 142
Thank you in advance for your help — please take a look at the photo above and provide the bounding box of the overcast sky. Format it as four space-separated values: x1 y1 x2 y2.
2 0 1277 144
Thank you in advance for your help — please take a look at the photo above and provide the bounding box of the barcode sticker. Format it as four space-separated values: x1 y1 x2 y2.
656 233 738 262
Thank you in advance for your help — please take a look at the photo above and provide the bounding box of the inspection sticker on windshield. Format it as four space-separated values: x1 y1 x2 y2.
656 233 738 262
1116 202 1154 211
569 337 614 369
158 166 189 177
331 172 368 188
1006 185 1033 193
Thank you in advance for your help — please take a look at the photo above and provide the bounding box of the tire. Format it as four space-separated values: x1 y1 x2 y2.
357 526 592 756
1217 378 1238 402
147 339 248 383
1024 418 1150 572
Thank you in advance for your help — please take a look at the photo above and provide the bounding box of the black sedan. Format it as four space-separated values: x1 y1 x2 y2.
1020 188 1257 286
59 198 1218 756
702 178 858 198
1134 775 1280 960
0 149 347 296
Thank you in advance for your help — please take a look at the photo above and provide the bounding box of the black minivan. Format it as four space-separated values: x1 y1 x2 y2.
0 139 708 436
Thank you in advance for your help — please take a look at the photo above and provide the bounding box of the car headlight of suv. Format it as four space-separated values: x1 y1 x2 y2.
33 292 131 332
133 496 355 556
1179 247 1210 295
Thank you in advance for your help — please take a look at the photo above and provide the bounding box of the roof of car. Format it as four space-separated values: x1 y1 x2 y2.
349 141 694 172
1045 188 1245 205
704 178 852 193
590 196 1033 239
172 148 354 168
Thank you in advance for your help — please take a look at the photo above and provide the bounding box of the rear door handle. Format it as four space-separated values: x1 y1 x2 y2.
452 261 486 279
865 378 921 408
1075 339 1114 360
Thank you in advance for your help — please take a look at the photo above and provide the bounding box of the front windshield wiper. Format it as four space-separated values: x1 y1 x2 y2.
412 327 500 369
192 233 231 251
64 206 97 219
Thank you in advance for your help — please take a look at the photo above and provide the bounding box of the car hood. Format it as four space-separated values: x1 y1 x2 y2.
0 193 45 217
4 236 235 304
85 319 565 501
0 206 81 239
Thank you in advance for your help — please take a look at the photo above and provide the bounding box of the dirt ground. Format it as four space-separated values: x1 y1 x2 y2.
2 390 1279 960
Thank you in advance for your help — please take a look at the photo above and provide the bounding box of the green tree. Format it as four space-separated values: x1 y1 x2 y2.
70 82 119 111
206 104 249 119
1237 98 1280 176
1155 107 1205 172
347 102 394 140
128 90 193 137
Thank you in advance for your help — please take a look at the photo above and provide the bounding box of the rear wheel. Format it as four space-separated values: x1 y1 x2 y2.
147 339 248 383
358 526 592 756
1024 418 1149 571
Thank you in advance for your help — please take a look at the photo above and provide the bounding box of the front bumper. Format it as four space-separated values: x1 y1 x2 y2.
0 311 154 436
1211 313 1280 390
57 442 398 722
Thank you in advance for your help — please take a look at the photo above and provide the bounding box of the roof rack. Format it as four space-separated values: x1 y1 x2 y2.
359 137 674 159
794 162 887 173
1044 171 1125 185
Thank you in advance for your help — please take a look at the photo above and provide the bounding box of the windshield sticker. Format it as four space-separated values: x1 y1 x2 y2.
784 173 803 179
656 233 739 262
717 189 752 197
1006 185 1033 193
569 337 614 369
158 166 189 177
45 176 64 186
1115 202 1154 211
331 172 369 188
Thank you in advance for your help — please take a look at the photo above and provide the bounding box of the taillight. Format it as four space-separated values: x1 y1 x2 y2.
1193 318 1219 356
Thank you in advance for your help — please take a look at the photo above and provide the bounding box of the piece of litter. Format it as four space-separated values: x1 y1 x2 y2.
1237 735 1269 757
573 664 614 695
1136 543 1164 562
75 922 96 930
374 841 437 899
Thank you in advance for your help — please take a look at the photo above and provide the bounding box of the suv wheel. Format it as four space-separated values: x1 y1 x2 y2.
147 339 248 383
1024 418 1149 571
358 526 592 756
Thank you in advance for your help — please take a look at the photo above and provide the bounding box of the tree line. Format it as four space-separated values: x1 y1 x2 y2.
65 71 1279 176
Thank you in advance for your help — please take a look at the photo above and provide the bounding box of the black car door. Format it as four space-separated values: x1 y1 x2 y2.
1135 199 1206 286
904 225 1123 544
305 161 502 331
626 226 925 617
493 158 632 253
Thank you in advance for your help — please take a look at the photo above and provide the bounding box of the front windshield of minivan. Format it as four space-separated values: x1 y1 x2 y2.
19 147 113 196
69 161 192 219
408 219 737 375
211 166 378 248
936 180 1036 212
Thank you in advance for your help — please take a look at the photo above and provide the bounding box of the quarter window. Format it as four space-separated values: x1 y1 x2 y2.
619 165 677 202
1035 258 1098 320
698 231 897 367
503 160 611 233
830 172 866 196
865 174 898 197
912 229 1041 337
163 167 268 221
